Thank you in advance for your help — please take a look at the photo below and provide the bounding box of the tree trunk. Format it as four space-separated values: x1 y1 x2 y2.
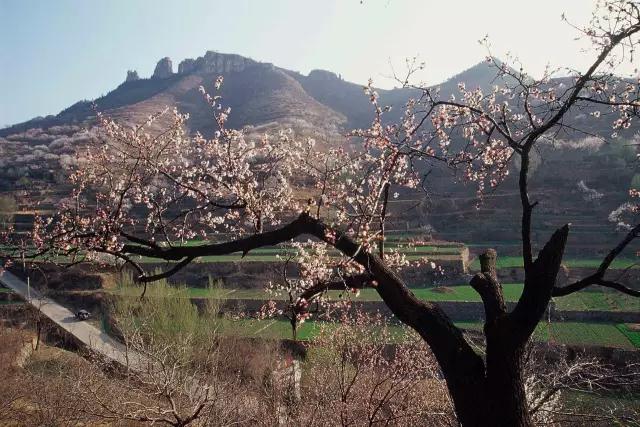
441 372 490 427
442 343 531 427
484 331 532 427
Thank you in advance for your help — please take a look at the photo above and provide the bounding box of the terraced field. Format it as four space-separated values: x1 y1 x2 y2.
137 242 465 264
3 278 638 349
617 323 640 348
470 256 639 270
109 280 640 348
215 318 639 349
111 281 640 349
554 290 640 312
113 283 640 312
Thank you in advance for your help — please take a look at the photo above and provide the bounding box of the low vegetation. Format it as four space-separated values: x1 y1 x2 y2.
2 283 639 426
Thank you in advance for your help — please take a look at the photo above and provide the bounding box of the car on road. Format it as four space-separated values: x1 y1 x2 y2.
75 309 91 321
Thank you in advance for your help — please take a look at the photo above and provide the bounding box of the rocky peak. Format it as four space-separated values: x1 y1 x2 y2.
308 69 341 81
125 70 140 82
153 57 173 79
177 51 259 75
178 58 197 74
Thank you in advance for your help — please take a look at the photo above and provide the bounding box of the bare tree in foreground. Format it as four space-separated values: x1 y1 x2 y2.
4 1 640 425
295 311 456 426
523 345 640 425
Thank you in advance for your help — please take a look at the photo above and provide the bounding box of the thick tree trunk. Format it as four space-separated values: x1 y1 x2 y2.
441 373 490 427
441 348 531 426
440 344 531 427
485 342 532 426
446 247 535 426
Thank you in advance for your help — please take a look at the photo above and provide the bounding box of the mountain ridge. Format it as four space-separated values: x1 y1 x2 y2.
0 50 518 137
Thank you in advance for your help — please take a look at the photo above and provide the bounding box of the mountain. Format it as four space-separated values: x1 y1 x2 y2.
0 52 534 138
2 51 628 139
1 51 638 257
0 52 534 199
1 51 348 139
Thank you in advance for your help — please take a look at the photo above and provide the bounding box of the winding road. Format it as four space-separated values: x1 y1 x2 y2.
0 267 140 368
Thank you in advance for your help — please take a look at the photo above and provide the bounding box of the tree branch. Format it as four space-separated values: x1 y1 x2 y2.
553 277 640 297
519 151 535 272
470 249 507 323
137 257 196 284
524 21 640 147
511 225 569 344
553 223 640 297
121 213 314 260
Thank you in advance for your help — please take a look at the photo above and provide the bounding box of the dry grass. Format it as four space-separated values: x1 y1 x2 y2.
0 298 458 427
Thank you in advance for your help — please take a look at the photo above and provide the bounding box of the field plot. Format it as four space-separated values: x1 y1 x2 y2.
617 323 640 348
214 318 639 349
322 284 524 302
470 256 639 270
135 241 465 264
112 282 639 314
114 284 521 302
534 322 636 349
554 291 640 312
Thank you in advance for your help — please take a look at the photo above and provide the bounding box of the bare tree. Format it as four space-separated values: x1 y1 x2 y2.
293 310 456 426
524 345 640 425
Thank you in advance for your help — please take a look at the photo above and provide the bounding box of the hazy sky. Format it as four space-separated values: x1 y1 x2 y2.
0 0 631 126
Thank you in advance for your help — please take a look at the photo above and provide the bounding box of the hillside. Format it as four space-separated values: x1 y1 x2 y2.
2 51 633 138
1 51 346 139
1 50 639 257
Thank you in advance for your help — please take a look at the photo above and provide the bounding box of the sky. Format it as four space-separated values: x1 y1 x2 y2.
0 0 633 126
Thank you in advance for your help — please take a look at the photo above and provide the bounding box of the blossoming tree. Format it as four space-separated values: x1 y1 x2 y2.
4 1 640 425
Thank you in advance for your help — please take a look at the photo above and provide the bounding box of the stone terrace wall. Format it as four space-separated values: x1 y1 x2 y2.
494 266 640 289
144 257 468 289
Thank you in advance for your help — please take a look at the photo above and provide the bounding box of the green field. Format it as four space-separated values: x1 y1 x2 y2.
215 318 639 349
534 322 634 349
470 256 639 270
325 284 526 303
116 284 516 302
554 290 640 312
451 321 637 349
115 283 640 312
617 323 640 348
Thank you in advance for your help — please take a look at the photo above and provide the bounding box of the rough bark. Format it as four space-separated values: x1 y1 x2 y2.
485 340 531 427
471 248 533 426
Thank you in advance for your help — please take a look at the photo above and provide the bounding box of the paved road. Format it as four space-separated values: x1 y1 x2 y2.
0 267 141 368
